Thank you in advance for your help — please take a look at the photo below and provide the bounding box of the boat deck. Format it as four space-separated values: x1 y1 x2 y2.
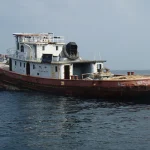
1 62 150 81
0 62 9 71
108 75 150 80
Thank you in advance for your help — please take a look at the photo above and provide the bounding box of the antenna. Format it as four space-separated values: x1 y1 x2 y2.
99 52 101 60
94 52 95 60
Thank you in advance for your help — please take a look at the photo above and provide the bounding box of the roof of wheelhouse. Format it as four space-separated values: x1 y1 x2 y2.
13 33 50 36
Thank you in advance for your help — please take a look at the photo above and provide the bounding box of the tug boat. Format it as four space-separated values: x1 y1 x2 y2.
0 32 150 101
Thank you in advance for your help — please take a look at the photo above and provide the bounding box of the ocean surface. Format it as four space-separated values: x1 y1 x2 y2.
0 70 150 150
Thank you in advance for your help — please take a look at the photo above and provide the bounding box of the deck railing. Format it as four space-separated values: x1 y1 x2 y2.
7 49 41 62
18 35 65 44
82 72 114 80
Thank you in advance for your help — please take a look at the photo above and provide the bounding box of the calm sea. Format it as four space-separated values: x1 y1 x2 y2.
0 70 150 150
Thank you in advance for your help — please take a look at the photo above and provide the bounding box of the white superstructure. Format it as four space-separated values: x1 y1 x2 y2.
8 33 106 79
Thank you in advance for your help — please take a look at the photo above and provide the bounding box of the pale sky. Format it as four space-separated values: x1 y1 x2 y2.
0 0 150 70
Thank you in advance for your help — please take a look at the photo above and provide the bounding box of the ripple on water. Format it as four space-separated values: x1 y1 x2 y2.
0 91 149 150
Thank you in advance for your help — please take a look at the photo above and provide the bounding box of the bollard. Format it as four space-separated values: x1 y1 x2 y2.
127 72 130 76
71 75 75 80
74 75 78 80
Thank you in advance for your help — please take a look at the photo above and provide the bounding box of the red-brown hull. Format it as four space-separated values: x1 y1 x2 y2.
1 68 150 102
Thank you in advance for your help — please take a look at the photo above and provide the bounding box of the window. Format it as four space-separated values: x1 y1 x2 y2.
56 46 58 50
21 45 24 52
37 73 39 75
20 62 21 67
33 64 35 69
55 66 58 72
15 61 16 65
24 63 25 68
42 46 45 50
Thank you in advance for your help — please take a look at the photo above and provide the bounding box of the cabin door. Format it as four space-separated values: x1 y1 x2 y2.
64 65 70 79
26 62 30 75
9 58 12 71
97 64 102 72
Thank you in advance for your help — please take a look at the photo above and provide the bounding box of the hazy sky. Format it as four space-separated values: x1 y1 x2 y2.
0 0 150 69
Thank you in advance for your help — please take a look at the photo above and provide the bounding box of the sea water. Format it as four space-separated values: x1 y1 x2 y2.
0 70 150 150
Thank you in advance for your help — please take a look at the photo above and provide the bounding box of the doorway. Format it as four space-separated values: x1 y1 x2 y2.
9 58 12 71
97 63 102 72
26 62 30 75
64 65 70 79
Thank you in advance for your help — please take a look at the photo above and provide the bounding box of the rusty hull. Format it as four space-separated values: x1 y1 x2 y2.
0 68 150 102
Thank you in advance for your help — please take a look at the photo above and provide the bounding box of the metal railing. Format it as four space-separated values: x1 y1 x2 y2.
82 72 114 80
19 35 65 44
6 48 41 62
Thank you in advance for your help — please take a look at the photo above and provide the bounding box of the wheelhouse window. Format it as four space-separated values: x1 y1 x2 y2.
56 46 58 50
42 46 45 50
21 45 24 52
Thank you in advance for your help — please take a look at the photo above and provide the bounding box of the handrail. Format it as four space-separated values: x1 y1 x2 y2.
23 43 32 59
